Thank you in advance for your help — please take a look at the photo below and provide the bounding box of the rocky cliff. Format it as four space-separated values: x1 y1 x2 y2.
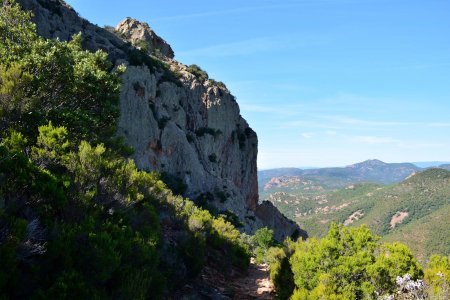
17 0 302 241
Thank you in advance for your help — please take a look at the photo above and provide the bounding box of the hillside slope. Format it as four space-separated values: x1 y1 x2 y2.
266 168 450 263
16 0 300 241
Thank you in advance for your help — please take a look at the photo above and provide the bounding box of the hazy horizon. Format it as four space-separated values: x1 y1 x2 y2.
257 159 450 170
66 0 450 169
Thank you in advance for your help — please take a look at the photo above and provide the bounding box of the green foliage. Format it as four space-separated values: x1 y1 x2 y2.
127 47 161 70
31 122 70 169
368 242 423 294
424 255 450 298
125 44 183 87
1 2 122 143
288 224 423 299
161 172 187 195
255 227 275 250
187 64 209 82
135 39 150 53
1 129 250 298
253 227 275 264
266 245 295 300
208 78 227 89
218 210 243 228
264 167 450 264
0 0 37 61
1 129 28 153
157 68 183 87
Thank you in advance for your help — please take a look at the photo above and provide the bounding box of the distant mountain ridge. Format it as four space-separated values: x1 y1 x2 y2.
259 159 421 188
439 164 450 170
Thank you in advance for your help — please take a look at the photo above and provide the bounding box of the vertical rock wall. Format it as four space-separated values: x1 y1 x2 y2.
17 0 302 241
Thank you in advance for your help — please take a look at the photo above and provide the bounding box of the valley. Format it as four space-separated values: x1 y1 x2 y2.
260 160 450 264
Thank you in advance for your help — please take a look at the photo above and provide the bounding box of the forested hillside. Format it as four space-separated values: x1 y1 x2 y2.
263 164 450 265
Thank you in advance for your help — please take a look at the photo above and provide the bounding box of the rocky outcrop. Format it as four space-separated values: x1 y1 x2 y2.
255 201 307 241
115 17 174 59
17 0 301 241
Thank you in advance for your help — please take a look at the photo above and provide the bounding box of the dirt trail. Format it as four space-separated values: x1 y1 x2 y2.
231 258 274 299
188 257 274 299
172 258 275 299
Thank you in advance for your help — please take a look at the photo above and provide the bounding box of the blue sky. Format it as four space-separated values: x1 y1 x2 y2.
65 0 450 169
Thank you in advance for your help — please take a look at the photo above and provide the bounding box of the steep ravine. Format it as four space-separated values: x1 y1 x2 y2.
17 0 304 241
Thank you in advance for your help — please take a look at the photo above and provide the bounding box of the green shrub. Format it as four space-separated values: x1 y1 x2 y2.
424 255 450 298
135 40 150 53
253 227 275 264
266 246 295 300
186 64 209 82
288 223 423 299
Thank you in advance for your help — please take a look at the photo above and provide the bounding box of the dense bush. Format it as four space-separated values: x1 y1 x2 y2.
266 243 295 300
0 2 122 143
266 224 425 299
252 227 275 264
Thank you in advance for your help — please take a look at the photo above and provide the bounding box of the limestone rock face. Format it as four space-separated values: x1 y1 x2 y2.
255 201 308 241
117 62 262 233
115 18 174 59
17 0 301 241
